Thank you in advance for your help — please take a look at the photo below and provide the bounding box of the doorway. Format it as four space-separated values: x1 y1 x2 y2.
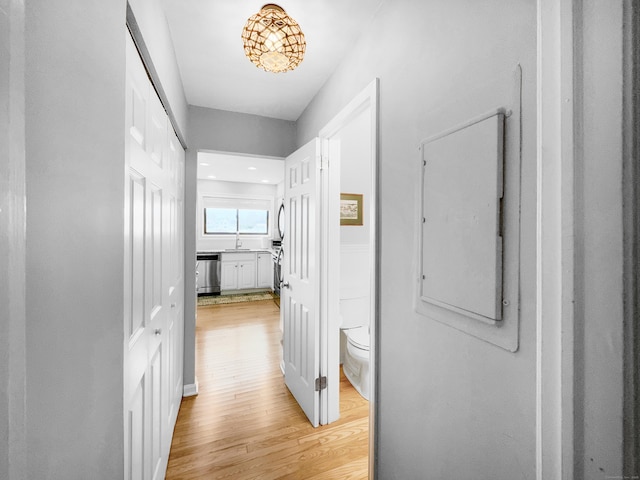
181 80 379 477
319 82 379 474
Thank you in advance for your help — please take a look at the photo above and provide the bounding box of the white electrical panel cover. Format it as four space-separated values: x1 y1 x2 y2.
415 68 522 352
420 112 504 323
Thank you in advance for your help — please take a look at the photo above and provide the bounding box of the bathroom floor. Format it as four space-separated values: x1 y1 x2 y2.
166 299 369 479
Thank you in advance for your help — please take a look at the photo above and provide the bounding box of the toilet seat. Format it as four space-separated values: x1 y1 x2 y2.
346 326 370 350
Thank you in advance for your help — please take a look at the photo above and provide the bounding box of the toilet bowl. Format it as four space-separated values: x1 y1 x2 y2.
339 287 371 400
342 326 370 400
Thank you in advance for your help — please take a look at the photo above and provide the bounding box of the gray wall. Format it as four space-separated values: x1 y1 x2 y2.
298 0 538 478
0 0 26 478
24 0 126 477
577 1 633 476
183 107 296 387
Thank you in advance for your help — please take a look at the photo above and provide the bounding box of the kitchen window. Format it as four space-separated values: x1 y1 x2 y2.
204 207 269 235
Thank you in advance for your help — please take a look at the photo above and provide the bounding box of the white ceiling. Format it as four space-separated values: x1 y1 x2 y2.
160 0 383 121
198 151 285 184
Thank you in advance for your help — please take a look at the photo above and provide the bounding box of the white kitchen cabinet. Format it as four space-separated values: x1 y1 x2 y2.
257 253 273 289
238 261 256 289
221 252 257 291
220 260 240 290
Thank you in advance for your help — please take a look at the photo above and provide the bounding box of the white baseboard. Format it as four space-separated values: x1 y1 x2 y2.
183 379 199 397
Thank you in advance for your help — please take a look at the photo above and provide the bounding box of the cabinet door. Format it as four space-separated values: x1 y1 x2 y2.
238 261 256 289
257 253 273 288
221 261 238 290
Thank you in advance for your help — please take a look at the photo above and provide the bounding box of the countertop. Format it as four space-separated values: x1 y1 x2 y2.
197 249 276 255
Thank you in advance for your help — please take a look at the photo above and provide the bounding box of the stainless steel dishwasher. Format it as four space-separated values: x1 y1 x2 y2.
196 253 221 296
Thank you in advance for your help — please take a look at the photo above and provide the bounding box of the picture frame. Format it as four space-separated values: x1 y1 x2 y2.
340 193 363 226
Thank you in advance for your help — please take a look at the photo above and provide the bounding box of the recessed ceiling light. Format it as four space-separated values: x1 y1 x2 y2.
200 162 209 166
248 167 257 171
208 175 216 179
261 179 269 183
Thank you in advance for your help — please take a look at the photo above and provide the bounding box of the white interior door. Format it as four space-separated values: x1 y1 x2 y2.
282 138 322 427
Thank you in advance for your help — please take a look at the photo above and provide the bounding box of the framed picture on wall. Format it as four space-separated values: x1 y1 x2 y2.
340 193 363 226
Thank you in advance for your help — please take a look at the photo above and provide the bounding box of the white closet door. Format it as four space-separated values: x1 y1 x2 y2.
124 32 184 480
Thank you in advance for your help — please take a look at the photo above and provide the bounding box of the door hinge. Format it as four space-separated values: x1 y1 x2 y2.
315 376 327 391
320 155 328 171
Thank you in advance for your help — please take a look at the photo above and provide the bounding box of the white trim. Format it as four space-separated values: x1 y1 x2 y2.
197 149 286 162
317 79 379 477
197 189 276 243
183 379 199 397
536 0 576 479
340 244 370 253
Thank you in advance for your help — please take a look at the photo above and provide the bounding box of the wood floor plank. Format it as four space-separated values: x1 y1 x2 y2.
166 299 369 480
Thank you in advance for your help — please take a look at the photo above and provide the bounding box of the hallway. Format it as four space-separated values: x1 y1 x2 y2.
166 299 369 479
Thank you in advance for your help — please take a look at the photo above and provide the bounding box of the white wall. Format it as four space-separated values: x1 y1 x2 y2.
298 1 538 478
0 1 26 478
196 179 277 252
337 107 372 336
576 1 631 476
24 0 126 477
339 107 371 246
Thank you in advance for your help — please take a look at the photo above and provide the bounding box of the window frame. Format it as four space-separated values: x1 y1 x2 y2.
203 207 270 236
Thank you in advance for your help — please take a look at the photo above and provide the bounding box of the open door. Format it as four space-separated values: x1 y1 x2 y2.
282 138 322 427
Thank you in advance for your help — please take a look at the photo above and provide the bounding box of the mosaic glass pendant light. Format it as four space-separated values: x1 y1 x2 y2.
241 4 306 73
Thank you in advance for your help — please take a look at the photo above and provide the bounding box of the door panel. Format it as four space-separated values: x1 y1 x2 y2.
150 347 163 480
126 381 145 480
128 173 146 341
283 138 321 427
150 186 163 310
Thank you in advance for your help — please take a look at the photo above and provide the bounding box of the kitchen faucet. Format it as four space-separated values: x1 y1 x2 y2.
235 232 242 249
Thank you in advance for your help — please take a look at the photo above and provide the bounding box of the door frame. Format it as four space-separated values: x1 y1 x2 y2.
536 0 640 477
318 79 379 472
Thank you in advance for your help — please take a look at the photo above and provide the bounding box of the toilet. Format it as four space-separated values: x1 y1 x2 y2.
339 287 371 400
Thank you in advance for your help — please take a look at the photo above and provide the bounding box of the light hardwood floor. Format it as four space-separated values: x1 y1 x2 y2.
166 299 370 480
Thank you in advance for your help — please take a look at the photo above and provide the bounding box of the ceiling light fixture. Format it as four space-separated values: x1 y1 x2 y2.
248 167 257 170
241 4 306 73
